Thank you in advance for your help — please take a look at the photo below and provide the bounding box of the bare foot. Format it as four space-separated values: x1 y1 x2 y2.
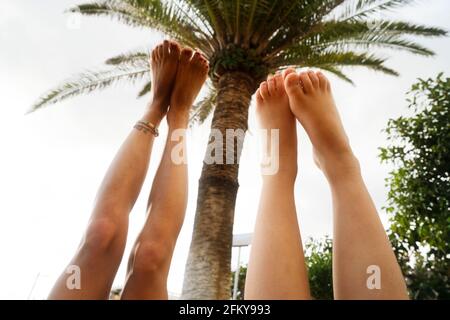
256 71 298 179
168 48 209 126
150 40 181 117
284 70 356 175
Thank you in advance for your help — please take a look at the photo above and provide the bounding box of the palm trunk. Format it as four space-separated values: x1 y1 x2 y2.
181 71 255 299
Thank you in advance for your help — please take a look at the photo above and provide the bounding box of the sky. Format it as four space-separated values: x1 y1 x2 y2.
0 0 449 299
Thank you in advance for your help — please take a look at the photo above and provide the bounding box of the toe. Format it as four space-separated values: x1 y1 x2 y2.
192 51 203 64
202 57 210 71
200 55 209 66
163 40 170 57
283 67 296 79
316 71 329 91
267 75 276 95
260 81 270 100
192 52 209 73
255 88 264 104
274 74 284 92
198 55 210 73
169 41 181 57
152 46 159 60
285 72 304 98
299 71 313 94
180 47 193 63
157 45 164 60
308 70 320 89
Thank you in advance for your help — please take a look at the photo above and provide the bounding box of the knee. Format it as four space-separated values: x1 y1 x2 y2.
129 241 172 276
81 219 120 255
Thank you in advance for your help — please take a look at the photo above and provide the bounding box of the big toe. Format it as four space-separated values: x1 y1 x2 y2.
283 68 296 79
284 73 303 98
169 41 181 58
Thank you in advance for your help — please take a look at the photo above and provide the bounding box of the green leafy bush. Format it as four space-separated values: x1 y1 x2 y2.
380 74 450 299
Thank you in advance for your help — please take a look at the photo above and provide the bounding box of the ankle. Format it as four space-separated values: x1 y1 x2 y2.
143 102 167 126
262 161 298 184
319 151 361 184
262 172 297 187
167 110 189 129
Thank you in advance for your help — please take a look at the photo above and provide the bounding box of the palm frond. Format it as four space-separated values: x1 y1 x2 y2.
137 79 152 98
180 0 227 46
106 48 153 98
71 0 214 54
307 22 443 56
105 49 149 66
272 49 398 76
315 20 447 40
252 1 300 49
373 21 447 37
190 85 217 124
331 0 416 21
316 37 434 56
254 0 345 52
316 65 355 84
241 0 272 45
266 19 445 61
30 63 149 113
308 52 399 76
202 0 227 44
69 1 149 28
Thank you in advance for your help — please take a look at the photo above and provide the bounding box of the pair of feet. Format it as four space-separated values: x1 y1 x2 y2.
150 40 354 175
256 69 354 176
148 40 209 125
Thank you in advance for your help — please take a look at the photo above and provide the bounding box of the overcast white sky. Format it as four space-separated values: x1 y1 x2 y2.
0 0 449 299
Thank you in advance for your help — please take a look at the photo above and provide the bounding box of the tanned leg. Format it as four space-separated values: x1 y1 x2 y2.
245 71 311 300
121 48 209 300
48 40 179 300
284 69 408 300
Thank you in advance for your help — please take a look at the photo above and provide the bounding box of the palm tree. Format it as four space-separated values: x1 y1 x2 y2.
31 0 446 299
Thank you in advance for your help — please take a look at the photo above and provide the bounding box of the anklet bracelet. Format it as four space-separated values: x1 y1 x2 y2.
134 121 159 137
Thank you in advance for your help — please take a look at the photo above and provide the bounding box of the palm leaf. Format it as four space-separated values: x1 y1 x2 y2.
190 85 217 124
265 19 446 60
255 0 346 52
30 63 149 112
137 79 152 98
272 50 398 76
317 65 355 83
315 36 435 56
71 0 213 53
306 52 399 76
331 0 416 20
105 49 149 66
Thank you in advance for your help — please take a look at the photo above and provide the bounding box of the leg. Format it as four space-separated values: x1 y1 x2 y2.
245 72 311 300
48 40 180 299
284 70 409 299
121 49 209 299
